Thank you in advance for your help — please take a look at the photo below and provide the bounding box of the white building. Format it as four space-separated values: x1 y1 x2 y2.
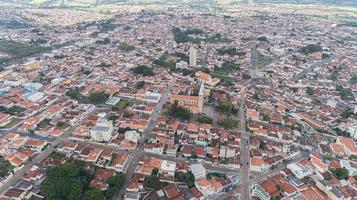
189 46 197 67
143 91 161 103
287 163 313 179
90 118 113 142
124 130 140 143
190 164 206 180
175 60 189 70
159 160 176 182
219 146 236 158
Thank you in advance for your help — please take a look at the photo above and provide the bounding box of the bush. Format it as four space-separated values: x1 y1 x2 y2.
144 175 162 190
217 118 239 129
197 115 213 124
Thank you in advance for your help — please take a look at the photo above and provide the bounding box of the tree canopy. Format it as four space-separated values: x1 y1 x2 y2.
42 161 89 200
86 91 109 105
168 102 192 120
332 168 349 180
130 65 155 76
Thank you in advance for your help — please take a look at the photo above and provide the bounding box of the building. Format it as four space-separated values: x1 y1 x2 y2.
189 46 197 67
287 162 313 179
90 117 113 142
219 146 236 159
125 130 140 143
251 184 270 200
168 83 204 114
195 71 220 87
190 164 206 180
336 136 357 156
159 160 176 182
176 61 189 70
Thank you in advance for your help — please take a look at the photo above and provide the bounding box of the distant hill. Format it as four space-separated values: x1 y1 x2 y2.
253 0 357 6
1 0 356 6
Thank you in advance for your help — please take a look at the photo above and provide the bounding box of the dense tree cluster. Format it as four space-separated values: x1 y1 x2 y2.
168 101 192 120
0 39 48 60
42 160 125 200
174 172 195 188
197 115 213 124
86 91 109 105
300 43 323 54
130 65 155 76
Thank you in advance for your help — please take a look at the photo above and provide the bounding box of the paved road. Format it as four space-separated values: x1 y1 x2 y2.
114 77 176 200
238 99 250 200
251 150 309 184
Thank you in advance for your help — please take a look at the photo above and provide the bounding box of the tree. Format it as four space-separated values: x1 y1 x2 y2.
217 118 238 129
350 74 357 85
86 91 109 105
130 65 154 76
83 189 105 200
118 43 135 52
0 158 13 177
134 81 145 89
300 44 323 55
42 161 87 200
174 172 195 188
306 87 314 95
168 102 191 120
197 115 213 124
332 168 349 180
216 101 236 114
105 173 125 199
242 73 251 80
66 89 82 100
340 109 354 119
144 175 162 190
6 105 26 115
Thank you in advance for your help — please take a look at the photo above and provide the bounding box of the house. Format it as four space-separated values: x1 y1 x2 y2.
3 188 27 200
110 152 129 172
251 157 269 172
195 178 215 196
159 160 176 182
336 137 357 156
310 154 328 173
90 169 116 191
195 71 220 87
24 139 47 152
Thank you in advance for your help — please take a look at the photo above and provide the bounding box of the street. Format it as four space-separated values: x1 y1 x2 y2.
238 99 250 200
114 77 176 200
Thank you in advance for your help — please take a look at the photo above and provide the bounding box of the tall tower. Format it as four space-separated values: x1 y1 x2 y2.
189 46 197 67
